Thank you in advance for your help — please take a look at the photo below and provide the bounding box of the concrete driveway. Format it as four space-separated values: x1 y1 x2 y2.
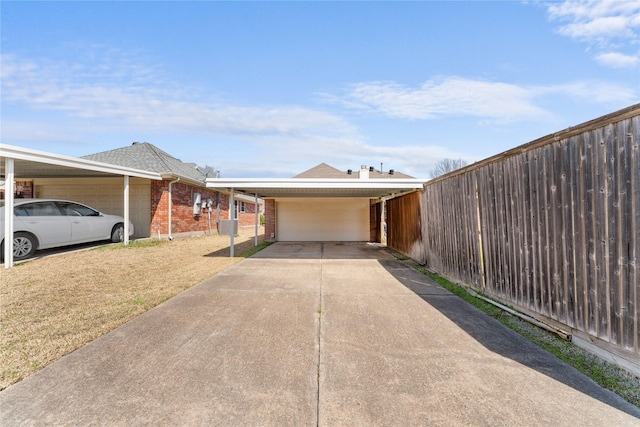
1 242 638 426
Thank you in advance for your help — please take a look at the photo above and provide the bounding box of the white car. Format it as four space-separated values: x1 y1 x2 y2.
1 199 134 261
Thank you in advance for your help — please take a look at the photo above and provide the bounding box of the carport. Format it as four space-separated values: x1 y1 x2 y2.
1 144 162 268
206 175 426 256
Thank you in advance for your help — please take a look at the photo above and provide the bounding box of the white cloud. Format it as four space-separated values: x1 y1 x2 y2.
547 1 640 39
331 77 633 122
217 138 470 178
534 80 636 103
594 51 640 68
0 51 478 178
545 0 640 68
330 77 550 123
0 53 356 140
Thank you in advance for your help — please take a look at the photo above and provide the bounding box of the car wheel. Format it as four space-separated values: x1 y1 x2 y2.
111 224 125 243
13 232 37 260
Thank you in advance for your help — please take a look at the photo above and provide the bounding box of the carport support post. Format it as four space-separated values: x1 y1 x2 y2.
123 175 130 245
229 189 235 257
254 193 259 247
4 157 15 268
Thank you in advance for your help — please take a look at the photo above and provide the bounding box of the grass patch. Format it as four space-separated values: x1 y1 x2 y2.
240 241 273 258
107 239 167 250
131 296 146 306
392 252 640 408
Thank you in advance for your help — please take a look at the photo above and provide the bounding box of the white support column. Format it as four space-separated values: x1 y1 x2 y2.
381 197 387 246
254 193 259 247
229 188 235 257
4 157 15 268
123 175 130 245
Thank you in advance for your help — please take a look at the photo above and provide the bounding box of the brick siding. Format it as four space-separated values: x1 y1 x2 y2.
150 179 259 236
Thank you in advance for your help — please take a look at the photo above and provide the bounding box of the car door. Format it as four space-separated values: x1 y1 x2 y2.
14 201 71 248
57 202 108 243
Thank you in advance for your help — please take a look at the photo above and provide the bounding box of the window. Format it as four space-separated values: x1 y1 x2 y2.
14 201 60 217
233 200 246 216
57 202 100 217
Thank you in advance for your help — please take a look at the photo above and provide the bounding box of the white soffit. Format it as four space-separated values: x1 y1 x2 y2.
206 178 426 198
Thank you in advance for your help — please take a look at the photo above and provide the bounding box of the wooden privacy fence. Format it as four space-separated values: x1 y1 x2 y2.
387 104 639 372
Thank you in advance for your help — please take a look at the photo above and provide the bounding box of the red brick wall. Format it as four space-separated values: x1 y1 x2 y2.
151 180 220 236
150 180 261 236
264 199 276 241
235 198 259 227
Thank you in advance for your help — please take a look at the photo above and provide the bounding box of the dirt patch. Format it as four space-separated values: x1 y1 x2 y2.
0 228 265 390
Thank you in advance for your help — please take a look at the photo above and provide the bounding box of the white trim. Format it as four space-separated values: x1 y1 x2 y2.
206 177 425 200
206 177 425 190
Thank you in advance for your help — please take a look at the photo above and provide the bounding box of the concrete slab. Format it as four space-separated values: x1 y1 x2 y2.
1 242 638 426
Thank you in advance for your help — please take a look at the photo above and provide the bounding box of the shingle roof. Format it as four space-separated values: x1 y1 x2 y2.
294 163 414 179
82 142 206 183
294 163 351 178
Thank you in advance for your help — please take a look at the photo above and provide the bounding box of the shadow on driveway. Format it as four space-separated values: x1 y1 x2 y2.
378 258 640 418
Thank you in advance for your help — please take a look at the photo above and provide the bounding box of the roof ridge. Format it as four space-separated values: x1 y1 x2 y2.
143 143 178 173
82 142 207 183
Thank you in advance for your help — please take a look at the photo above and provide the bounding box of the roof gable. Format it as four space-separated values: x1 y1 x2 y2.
294 163 414 179
294 163 351 179
82 142 206 183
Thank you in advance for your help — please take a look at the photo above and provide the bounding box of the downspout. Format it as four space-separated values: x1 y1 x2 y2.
123 175 130 245
167 177 180 240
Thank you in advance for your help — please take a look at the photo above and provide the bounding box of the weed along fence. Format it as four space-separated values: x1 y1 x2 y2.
387 104 639 373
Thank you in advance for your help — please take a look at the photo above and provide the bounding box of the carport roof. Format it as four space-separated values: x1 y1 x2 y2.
205 177 426 198
1 144 162 180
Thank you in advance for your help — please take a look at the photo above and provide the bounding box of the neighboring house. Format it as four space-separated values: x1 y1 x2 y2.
278 163 415 241
293 162 414 180
207 163 421 243
11 142 261 238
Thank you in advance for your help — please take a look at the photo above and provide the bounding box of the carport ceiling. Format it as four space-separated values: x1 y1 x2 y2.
206 178 426 198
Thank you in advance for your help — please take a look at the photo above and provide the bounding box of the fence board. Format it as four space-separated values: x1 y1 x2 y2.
574 133 588 332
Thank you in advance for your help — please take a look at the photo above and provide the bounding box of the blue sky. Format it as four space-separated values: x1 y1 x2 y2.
2 1 639 178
